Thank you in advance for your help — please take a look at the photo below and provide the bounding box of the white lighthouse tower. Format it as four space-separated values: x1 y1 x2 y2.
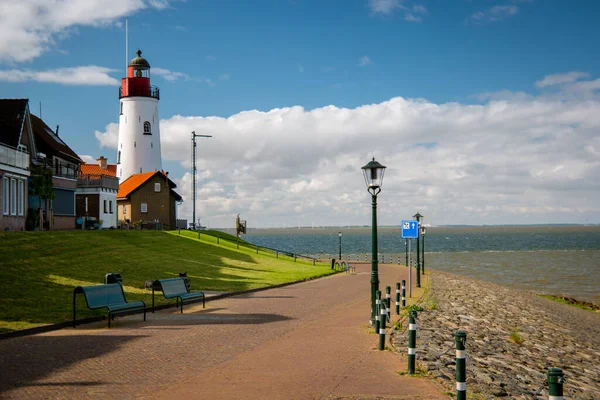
116 49 162 182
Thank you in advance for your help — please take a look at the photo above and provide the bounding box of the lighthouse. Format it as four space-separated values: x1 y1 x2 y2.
116 49 162 182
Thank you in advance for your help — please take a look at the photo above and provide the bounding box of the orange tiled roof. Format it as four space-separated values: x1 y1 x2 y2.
80 163 117 177
117 171 158 199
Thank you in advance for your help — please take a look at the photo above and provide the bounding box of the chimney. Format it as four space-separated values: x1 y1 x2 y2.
97 156 108 170
56 125 59 136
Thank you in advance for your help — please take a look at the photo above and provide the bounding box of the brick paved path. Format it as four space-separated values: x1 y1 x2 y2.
0 263 447 399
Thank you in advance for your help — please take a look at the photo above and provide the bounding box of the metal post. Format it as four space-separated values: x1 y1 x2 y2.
338 232 342 261
375 291 381 334
408 239 412 298
401 280 406 307
416 227 421 288
385 286 391 320
395 282 400 314
408 310 417 374
197 231 200 240
405 239 408 266
256 245 259 254
370 193 380 325
378 299 387 351
547 368 564 400
455 330 467 400
422 233 425 275
191 132 212 235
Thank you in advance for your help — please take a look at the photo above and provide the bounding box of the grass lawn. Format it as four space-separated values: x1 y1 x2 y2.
0 230 334 333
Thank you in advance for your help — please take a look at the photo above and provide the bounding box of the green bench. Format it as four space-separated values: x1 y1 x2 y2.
152 277 205 313
73 283 146 328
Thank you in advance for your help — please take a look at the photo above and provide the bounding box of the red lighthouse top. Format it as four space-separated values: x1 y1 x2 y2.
119 49 160 100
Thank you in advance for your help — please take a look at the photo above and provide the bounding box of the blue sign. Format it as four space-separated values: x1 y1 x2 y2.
401 220 419 238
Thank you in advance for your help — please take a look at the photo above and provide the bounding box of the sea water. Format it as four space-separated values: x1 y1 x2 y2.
229 226 600 305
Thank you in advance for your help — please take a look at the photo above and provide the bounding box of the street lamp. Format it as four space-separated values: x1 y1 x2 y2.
413 212 423 288
362 157 386 325
338 231 342 260
420 225 427 275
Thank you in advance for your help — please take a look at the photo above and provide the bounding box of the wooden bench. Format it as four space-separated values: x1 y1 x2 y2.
152 277 205 313
73 283 146 328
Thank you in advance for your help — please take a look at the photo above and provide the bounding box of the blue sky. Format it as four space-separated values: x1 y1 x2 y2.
1 0 600 227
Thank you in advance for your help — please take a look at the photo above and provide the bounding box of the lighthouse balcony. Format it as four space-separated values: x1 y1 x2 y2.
119 84 160 100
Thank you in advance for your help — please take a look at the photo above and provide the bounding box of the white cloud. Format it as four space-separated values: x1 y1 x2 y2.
79 154 96 164
0 0 173 63
0 66 119 85
358 56 373 67
469 5 519 24
535 72 590 88
368 0 402 14
96 74 600 227
152 67 190 81
368 0 428 22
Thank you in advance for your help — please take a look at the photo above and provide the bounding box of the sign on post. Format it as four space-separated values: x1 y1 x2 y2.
401 220 419 239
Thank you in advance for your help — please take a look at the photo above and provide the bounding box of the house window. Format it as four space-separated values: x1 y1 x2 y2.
109 200 113 214
117 151 121 164
154 182 161 192
85 197 88 213
10 178 17 215
3 177 9 215
123 204 127 213
143 121 151 135
18 180 24 216
120 102 123 115
104 199 108 213
141 203 148 213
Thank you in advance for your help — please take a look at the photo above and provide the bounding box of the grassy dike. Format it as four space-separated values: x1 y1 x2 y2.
0 230 334 333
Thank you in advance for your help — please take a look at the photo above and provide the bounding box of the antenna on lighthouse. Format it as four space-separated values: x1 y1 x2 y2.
125 18 129 73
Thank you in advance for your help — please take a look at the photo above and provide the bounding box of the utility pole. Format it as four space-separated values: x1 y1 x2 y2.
191 131 212 229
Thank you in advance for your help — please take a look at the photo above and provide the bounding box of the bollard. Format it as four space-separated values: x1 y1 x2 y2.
294 255 297 262
178 228 181 234
547 368 564 400
401 280 406 307
256 245 259 254
395 283 401 314
385 286 391 320
217 237 220 244
398 257 400 265
375 291 381 334
455 330 467 400
197 231 200 240
408 310 417 374
378 300 387 350
356 254 359 261
365 254 368 262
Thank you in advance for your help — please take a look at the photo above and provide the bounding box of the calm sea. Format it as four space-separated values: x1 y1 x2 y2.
223 226 600 305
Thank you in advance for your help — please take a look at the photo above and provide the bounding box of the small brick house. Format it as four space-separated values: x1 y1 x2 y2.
76 157 119 229
117 171 181 230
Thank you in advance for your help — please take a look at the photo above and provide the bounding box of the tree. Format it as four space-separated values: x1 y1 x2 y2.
28 165 55 231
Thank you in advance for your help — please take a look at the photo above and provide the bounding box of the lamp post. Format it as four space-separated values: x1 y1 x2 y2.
362 158 387 325
338 231 342 260
413 212 423 288
420 225 427 275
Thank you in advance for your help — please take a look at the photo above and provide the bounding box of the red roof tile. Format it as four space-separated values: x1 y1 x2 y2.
117 171 156 198
80 163 117 177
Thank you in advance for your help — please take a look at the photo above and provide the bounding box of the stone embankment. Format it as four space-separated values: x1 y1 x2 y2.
390 270 600 399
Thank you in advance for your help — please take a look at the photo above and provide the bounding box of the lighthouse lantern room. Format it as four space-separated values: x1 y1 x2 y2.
116 49 162 182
